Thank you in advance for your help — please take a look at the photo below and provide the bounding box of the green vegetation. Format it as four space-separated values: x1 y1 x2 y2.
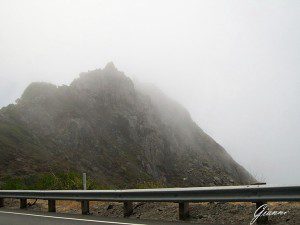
0 173 168 190
135 180 166 189
0 172 99 190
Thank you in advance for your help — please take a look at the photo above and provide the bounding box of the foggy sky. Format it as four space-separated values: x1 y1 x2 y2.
0 0 299 185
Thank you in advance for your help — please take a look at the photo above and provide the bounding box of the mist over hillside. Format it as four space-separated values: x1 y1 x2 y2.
0 63 255 188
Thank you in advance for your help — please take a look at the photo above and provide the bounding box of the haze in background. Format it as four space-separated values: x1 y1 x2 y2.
0 0 299 184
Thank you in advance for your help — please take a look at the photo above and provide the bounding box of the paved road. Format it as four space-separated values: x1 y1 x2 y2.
0 209 204 225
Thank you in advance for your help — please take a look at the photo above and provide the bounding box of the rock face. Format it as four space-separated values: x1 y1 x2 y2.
0 63 255 187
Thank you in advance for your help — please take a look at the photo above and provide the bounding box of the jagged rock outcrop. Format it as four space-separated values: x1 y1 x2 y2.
0 63 255 187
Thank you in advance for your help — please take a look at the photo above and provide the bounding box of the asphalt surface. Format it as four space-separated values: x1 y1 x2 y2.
0 209 202 225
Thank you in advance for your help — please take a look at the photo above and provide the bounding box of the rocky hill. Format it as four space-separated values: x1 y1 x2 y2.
0 63 255 188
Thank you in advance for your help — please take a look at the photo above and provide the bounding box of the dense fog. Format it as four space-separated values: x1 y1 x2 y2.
0 0 299 184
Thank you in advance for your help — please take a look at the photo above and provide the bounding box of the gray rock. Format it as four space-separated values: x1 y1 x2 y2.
0 62 255 187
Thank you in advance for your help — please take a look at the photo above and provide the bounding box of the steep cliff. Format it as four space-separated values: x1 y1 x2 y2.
0 63 255 188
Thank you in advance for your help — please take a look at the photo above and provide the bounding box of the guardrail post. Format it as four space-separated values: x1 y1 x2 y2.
48 200 56 212
179 202 189 220
20 198 27 209
83 173 87 190
123 201 133 217
256 201 268 224
81 200 89 215
0 198 4 208
81 172 89 215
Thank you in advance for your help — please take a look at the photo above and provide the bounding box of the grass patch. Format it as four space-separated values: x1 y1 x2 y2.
0 172 100 190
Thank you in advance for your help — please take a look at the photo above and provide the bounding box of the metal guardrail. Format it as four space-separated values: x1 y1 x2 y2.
0 185 300 202
0 185 299 221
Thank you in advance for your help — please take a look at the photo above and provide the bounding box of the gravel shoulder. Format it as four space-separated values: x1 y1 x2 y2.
4 199 300 224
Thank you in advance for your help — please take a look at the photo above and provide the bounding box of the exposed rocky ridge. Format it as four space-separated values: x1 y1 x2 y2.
0 62 255 187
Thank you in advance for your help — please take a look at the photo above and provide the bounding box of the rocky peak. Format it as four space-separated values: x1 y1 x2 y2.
70 63 134 93
103 62 118 72
0 64 255 188
20 82 58 104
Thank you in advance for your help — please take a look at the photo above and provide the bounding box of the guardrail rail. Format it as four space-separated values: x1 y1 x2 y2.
0 184 299 223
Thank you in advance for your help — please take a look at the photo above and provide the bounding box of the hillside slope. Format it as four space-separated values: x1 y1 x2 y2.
0 63 255 188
